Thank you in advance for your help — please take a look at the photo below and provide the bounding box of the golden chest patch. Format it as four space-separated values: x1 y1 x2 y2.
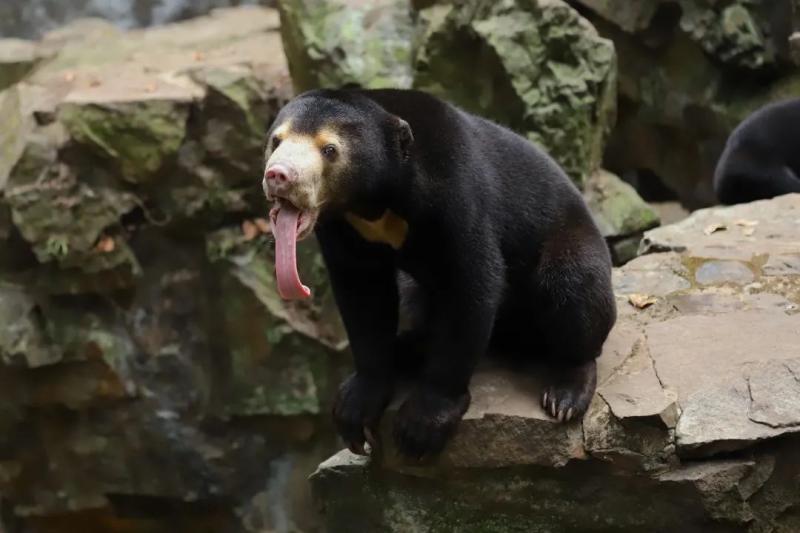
345 210 409 250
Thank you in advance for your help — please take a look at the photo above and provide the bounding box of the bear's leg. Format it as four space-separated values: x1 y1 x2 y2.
392 239 504 458
394 271 430 379
534 229 616 422
318 222 400 456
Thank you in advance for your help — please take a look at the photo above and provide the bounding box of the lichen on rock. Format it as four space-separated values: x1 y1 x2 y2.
414 0 617 185
278 0 418 92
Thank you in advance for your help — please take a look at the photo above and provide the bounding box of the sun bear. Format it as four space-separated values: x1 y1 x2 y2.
262 88 616 458
714 97 800 205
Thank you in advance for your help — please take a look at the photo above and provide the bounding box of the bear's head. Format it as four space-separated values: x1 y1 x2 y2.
262 89 414 299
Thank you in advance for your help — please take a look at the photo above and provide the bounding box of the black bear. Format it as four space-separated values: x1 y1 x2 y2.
714 97 800 205
262 89 616 458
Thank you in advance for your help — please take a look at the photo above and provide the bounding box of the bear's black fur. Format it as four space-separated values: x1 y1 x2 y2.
265 89 616 458
714 98 800 205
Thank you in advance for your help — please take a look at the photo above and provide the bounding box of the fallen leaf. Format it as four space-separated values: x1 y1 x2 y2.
733 219 759 227
254 218 270 234
242 220 258 241
628 293 657 309
703 223 727 235
95 236 116 253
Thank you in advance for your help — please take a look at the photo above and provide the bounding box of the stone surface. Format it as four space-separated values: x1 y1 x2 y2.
0 39 43 91
314 195 800 532
414 0 617 185
584 169 660 264
278 0 417 92
0 9 350 533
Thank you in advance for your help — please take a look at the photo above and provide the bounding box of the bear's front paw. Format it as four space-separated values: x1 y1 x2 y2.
332 373 393 456
392 387 470 459
541 359 597 422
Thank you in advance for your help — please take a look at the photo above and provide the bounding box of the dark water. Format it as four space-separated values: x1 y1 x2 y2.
0 0 274 39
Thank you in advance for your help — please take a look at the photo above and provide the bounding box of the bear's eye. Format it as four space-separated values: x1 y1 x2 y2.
271 136 281 150
321 144 338 161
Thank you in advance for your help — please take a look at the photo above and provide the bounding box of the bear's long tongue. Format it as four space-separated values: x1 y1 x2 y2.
273 205 311 300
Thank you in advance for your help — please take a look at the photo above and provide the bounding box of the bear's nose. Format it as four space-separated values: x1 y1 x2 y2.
266 164 295 184
264 163 297 198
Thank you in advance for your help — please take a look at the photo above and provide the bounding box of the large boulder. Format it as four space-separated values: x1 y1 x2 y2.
312 194 800 532
278 0 417 92
414 0 617 186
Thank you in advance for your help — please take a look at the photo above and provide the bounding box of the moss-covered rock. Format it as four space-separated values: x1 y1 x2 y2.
0 87 32 191
5 169 139 274
207 226 347 418
278 0 418 92
59 98 190 184
585 169 660 264
0 284 56 367
414 0 617 185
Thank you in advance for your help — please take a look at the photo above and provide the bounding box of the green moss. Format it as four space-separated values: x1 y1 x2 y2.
585 170 660 240
59 99 189 183
414 0 617 185
279 0 418 92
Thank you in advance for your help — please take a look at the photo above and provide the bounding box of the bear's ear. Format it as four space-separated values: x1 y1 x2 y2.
395 117 414 161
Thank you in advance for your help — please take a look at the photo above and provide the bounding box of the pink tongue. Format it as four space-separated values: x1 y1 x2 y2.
273 205 311 300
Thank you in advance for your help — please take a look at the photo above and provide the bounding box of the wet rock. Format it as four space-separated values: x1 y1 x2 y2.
278 0 417 92
414 0 616 185
694 260 754 286
613 252 691 297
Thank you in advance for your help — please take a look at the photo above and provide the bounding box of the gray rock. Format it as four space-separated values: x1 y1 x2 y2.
382 369 586 470
314 194 800 532
613 252 691 297
641 194 800 261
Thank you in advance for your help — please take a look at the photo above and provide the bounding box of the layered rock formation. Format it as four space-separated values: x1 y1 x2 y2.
0 8 349 532
313 194 800 532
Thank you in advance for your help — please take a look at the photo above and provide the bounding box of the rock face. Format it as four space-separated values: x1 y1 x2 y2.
276 0 658 258
414 0 617 186
0 0 276 39
570 0 800 207
0 8 351 532
278 0 417 92
313 194 800 532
